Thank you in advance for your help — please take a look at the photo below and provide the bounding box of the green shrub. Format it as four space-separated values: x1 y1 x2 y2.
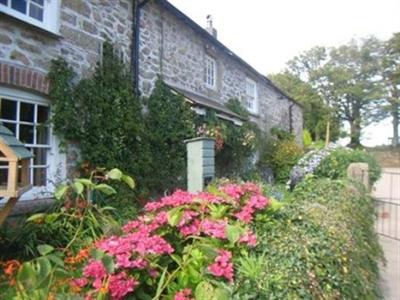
315 148 382 184
303 129 313 148
235 178 382 299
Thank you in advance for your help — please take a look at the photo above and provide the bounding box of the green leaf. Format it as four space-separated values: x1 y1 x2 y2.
73 181 84 195
26 213 46 222
226 225 245 244
37 244 54 256
154 267 168 299
95 184 117 195
167 207 184 226
47 254 65 267
37 257 52 283
76 178 95 188
122 174 135 189
55 184 69 200
101 255 115 274
195 281 215 300
91 248 106 260
214 287 231 300
16 262 37 289
106 168 123 180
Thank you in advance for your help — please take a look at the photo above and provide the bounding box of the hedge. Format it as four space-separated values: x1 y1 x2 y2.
235 178 383 299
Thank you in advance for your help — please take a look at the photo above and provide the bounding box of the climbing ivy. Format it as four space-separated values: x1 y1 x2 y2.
48 42 145 176
141 79 195 195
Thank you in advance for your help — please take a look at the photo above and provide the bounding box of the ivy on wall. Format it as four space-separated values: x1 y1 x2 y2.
48 42 144 178
195 99 261 178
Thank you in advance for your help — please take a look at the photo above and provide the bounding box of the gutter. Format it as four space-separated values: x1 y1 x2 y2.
289 102 295 133
132 0 151 95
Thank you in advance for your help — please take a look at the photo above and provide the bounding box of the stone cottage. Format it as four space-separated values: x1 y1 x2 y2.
0 0 303 207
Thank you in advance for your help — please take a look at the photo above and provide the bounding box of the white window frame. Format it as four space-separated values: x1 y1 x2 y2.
205 55 217 89
0 0 61 34
0 86 66 201
245 78 258 114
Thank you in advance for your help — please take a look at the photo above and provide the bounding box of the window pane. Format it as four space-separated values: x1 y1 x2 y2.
33 167 46 186
36 125 49 145
37 105 49 123
11 0 27 13
20 102 34 122
0 0 7 6
3 122 16 135
1 99 17 120
29 3 43 21
0 167 8 187
20 124 34 144
31 0 43 5
33 148 47 165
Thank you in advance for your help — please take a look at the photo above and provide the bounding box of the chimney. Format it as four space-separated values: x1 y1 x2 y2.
206 15 217 39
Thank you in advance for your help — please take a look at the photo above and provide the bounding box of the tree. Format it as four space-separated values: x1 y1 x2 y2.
269 71 340 141
142 79 195 195
381 33 400 147
287 38 384 147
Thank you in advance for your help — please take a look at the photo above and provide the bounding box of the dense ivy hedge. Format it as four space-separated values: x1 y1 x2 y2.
235 178 383 299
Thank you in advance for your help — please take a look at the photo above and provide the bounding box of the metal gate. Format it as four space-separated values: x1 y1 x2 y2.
374 170 400 241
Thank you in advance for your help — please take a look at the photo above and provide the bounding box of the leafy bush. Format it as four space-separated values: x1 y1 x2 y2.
195 99 260 178
0 169 134 260
235 178 382 299
142 79 195 195
6 182 270 299
315 148 382 184
303 129 313 148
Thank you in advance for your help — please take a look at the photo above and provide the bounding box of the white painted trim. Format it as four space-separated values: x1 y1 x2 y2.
205 55 217 89
245 77 258 114
0 86 66 201
0 0 60 34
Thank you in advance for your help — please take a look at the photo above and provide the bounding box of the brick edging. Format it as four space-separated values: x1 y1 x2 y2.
0 61 50 95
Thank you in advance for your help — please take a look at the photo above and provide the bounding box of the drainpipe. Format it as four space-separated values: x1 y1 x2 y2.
132 0 151 95
289 102 294 134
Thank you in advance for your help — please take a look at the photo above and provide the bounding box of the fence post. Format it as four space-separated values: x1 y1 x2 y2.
347 163 369 190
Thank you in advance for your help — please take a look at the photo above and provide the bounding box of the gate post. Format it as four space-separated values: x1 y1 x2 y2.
347 163 369 189
185 137 215 193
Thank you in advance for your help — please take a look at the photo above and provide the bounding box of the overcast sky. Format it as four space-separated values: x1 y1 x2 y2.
169 0 399 146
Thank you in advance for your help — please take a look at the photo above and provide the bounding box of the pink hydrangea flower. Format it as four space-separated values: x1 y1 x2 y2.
219 184 245 200
71 277 88 288
208 249 234 282
108 272 139 300
239 231 257 247
174 288 193 300
179 219 201 237
201 219 227 239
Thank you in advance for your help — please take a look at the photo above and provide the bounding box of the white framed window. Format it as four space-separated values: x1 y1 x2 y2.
0 0 61 34
0 87 65 199
245 78 258 113
205 55 217 89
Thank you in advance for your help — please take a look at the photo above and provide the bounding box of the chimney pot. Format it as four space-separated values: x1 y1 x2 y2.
206 15 217 39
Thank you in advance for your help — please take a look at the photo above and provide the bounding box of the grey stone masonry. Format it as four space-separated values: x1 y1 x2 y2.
138 1 303 144
0 0 133 81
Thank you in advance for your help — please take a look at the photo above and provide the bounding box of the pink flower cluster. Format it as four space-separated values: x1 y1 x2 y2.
174 288 194 300
234 194 269 223
76 182 270 299
207 250 234 282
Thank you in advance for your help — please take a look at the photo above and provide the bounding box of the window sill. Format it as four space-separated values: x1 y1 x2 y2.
0 12 62 39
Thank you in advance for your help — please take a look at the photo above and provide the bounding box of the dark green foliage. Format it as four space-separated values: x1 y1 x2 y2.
195 99 260 178
49 42 144 173
48 42 144 175
259 127 303 182
236 178 382 299
141 79 195 195
315 148 382 184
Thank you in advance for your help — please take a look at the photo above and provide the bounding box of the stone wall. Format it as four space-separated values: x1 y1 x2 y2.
138 1 303 143
0 0 133 82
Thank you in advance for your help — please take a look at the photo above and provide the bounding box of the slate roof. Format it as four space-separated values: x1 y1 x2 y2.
168 85 247 121
0 125 33 159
